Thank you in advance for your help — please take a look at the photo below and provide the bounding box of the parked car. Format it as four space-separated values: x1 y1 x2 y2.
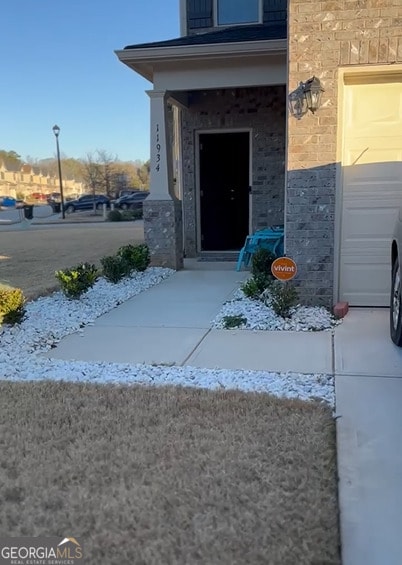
390 206 402 346
66 193 81 201
118 189 141 198
47 192 61 204
31 192 48 201
114 192 149 210
63 194 110 214
0 196 16 207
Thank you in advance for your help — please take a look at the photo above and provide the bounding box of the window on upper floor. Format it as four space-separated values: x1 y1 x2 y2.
217 0 261 26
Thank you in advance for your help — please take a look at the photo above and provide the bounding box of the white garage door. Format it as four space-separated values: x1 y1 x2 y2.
340 75 402 306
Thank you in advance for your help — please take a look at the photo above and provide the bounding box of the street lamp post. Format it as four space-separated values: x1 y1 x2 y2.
52 124 65 219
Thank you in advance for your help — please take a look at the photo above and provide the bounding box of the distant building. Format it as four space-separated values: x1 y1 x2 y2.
0 163 84 198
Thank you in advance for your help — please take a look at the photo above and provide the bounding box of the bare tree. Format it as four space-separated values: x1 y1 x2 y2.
82 153 104 214
96 150 117 198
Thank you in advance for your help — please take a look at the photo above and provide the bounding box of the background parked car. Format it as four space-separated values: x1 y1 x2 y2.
31 192 48 201
47 192 61 204
114 192 149 210
0 196 26 208
390 206 402 346
0 196 16 208
118 189 141 198
63 194 110 214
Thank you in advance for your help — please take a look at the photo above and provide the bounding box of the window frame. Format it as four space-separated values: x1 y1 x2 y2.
214 0 263 27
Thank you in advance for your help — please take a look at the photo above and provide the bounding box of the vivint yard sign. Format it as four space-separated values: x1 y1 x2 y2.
271 257 297 281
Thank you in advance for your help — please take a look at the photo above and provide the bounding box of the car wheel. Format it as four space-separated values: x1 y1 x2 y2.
96 202 104 210
66 205 75 214
121 203 129 210
390 258 402 346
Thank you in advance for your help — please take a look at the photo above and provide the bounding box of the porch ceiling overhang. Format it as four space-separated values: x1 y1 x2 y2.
115 39 287 91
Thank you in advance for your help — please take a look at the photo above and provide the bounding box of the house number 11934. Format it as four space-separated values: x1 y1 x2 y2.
155 124 161 172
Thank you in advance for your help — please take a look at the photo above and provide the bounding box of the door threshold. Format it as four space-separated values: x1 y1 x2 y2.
198 251 239 262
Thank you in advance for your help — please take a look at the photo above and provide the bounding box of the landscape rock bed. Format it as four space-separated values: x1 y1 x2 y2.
212 289 341 332
0 269 335 407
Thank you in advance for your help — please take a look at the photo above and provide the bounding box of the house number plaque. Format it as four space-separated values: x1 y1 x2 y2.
155 124 161 172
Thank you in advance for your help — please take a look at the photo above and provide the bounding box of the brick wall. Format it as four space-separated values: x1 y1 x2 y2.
181 86 286 256
287 0 402 306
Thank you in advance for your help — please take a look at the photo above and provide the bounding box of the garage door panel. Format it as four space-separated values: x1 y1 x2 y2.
342 291 388 308
345 82 402 135
341 263 390 307
340 78 402 306
345 148 402 167
342 206 400 239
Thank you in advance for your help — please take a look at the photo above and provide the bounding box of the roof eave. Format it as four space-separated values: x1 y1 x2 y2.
115 38 287 83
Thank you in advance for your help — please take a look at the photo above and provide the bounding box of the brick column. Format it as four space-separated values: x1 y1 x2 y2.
144 90 183 270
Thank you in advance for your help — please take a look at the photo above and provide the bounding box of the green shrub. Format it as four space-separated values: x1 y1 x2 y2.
241 274 272 300
251 248 277 279
131 209 143 220
120 209 143 221
222 315 247 329
55 263 98 299
0 285 26 326
101 255 128 284
265 281 299 319
107 209 122 222
117 244 150 273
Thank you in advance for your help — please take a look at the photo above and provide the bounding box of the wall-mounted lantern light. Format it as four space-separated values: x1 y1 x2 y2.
288 76 325 120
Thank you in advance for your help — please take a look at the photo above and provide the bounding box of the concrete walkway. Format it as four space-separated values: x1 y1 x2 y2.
335 309 402 565
48 262 334 374
46 263 402 564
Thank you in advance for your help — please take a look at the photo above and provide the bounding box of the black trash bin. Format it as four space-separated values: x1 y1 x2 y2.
23 205 34 220
52 202 61 213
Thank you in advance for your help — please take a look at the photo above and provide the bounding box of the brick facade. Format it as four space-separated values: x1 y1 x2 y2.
181 86 286 257
287 0 402 306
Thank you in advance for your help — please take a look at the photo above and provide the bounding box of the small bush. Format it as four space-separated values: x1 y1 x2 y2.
241 274 272 300
117 244 150 273
107 209 122 222
264 280 299 319
55 263 98 299
222 315 247 329
101 255 128 284
251 248 277 279
131 209 143 220
0 285 26 326
120 209 143 221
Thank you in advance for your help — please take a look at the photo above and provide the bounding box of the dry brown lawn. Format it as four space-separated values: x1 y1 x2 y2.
0 382 340 565
0 223 144 300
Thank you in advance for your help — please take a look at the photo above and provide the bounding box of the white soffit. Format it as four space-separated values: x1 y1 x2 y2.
115 39 287 84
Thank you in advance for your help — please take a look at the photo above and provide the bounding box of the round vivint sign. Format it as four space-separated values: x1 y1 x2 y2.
271 257 297 281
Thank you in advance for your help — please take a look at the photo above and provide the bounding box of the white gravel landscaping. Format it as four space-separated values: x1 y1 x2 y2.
212 288 341 331
0 268 335 407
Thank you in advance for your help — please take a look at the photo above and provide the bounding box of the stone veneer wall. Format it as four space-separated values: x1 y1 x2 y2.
181 86 286 257
287 0 402 306
143 199 184 270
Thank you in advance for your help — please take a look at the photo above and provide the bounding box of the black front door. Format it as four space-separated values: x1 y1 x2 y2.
199 132 250 251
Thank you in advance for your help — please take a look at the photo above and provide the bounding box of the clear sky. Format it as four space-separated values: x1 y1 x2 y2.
0 1 179 164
